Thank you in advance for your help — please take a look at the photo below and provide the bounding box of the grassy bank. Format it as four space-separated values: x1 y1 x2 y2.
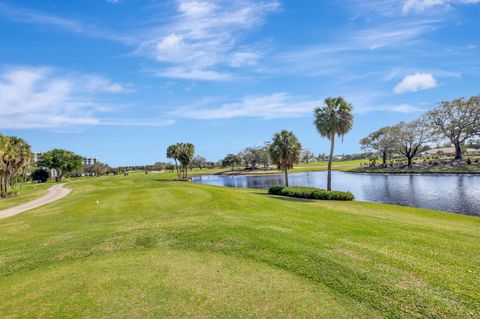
208 159 364 176
0 172 479 318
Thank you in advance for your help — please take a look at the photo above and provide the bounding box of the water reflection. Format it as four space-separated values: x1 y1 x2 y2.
192 171 480 216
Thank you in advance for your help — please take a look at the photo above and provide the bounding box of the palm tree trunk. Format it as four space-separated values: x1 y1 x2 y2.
327 134 335 191
174 159 179 178
284 169 289 187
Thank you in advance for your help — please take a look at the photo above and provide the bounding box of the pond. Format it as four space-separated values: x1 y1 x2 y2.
192 171 480 216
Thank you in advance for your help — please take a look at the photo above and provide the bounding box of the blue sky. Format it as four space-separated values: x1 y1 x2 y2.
0 0 479 166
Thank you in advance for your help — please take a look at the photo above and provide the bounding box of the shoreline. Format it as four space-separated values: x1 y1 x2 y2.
193 168 480 177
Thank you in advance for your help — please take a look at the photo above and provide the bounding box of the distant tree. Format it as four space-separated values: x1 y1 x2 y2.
269 130 302 186
425 96 480 159
85 161 110 177
314 97 353 191
223 154 241 171
258 143 271 168
37 149 83 182
392 120 430 168
360 126 396 166
0 135 33 196
301 149 315 164
192 156 207 169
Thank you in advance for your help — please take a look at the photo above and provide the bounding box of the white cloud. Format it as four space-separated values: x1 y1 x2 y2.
402 0 480 13
229 51 261 67
0 66 169 128
156 68 231 81
173 93 320 119
140 0 279 80
393 73 437 93
390 104 422 112
352 0 480 16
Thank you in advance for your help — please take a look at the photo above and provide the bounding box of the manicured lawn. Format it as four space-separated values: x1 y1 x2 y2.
0 182 52 210
209 159 365 176
0 172 479 318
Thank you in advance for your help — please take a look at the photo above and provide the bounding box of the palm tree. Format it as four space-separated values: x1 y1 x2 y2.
166 144 180 178
269 130 302 186
314 97 353 191
177 143 195 178
0 135 32 196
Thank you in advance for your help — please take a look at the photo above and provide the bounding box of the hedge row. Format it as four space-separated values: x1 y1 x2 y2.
268 186 354 201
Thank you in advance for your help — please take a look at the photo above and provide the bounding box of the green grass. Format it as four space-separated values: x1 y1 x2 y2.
0 172 479 318
205 159 365 176
0 182 52 210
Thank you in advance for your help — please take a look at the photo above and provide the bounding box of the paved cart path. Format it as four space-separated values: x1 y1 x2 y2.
0 184 71 220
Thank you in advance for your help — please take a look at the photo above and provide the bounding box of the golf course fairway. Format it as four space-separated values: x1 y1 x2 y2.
0 172 479 318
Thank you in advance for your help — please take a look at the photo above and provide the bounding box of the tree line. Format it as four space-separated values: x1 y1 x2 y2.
361 95 480 167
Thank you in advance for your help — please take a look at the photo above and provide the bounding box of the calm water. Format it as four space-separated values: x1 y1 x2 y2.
192 171 480 216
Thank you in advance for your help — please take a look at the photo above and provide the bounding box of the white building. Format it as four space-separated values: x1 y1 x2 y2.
33 152 44 163
83 157 98 166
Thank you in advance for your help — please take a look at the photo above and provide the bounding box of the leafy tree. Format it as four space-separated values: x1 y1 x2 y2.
37 149 83 182
360 126 396 166
0 135 33 196
425 96 480 159
392 120 430 168
314 97 353 191
192 156 207 170
223 154 241 170
269 130 302 186
301 149 315 164
84 161 110 176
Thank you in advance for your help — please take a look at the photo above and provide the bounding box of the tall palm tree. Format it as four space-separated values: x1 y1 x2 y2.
314 97 353 191
166 144 180 178
269 130 302 186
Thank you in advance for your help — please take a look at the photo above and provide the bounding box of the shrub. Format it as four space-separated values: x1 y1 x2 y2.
268 186 354 201
466 158 472 165
31 168 49 183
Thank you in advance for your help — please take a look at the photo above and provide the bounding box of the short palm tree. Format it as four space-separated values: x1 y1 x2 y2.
314 97 353 191
269 130 302 186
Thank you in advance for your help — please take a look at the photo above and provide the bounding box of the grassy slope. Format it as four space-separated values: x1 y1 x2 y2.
0 172 479 318
0 182 51 210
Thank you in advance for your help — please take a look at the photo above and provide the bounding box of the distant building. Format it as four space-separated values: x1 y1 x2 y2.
33 152 44 163
33 152 99 165
83 157 98 166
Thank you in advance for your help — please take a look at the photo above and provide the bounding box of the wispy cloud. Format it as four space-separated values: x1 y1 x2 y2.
402 0 480 13
137 0 279 80
172 93 319 119
0 2 132 43
171 90 424 120
351 0 480 16
0 66 171 128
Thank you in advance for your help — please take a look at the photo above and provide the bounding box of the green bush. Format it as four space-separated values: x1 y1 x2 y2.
32 168 49 183
268 186 354 201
